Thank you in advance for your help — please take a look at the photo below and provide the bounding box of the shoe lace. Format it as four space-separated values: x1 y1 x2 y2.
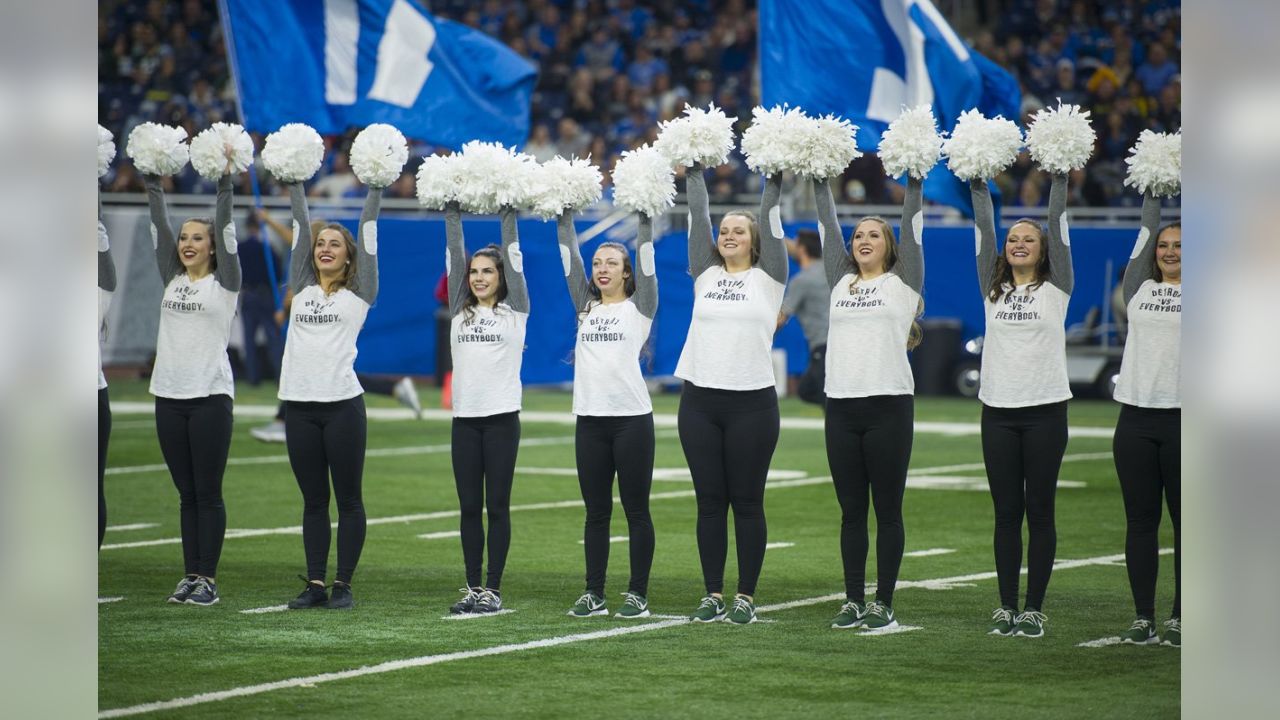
1018 610 1047 625
991 607 1014 623
1130 617 1154 632
477 590 499 607
731 596 753 615
1164 617 1180 632
574 592 598 608
866 601 887 618
839 601 861 616
622 593 645 609
457 587 478 599
697 596 721 612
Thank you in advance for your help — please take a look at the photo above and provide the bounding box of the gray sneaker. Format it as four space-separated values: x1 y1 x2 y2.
250 420 286 443
393 377 423 419
167 576 199 604
184 578 220 606
473 589 503 614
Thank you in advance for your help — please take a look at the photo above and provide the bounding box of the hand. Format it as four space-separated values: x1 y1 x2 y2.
223 143 236 175
273 309 286 327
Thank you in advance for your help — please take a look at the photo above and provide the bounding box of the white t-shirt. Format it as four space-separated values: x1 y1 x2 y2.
824 272 919 398
451 304 528 418
278 284 369 402
979 282 1072 408
98 287 112 391
676 266 785 391
1114 280 1181 408
150 273 238 399
573 299 653 416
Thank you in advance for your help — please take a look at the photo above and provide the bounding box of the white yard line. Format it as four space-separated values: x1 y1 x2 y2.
106 523 159 532
417 531 461 540
441 609 517 621
239 605 289 615
904 548 956 558
765 542 795 549
98 597 125 605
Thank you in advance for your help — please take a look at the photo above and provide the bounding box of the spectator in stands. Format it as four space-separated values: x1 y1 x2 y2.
525 123 558 163
1135 42 1178 97
310 151 357 199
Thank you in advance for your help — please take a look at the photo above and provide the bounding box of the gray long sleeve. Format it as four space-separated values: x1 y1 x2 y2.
286 182 315 294
98 196 116 293
445 202 468 318
143 175 181 285
1044 173 1074 295
633 214 658 319
685 163 717 277
499 206 530 313
212 174 242 293
972 179 999 294
815 178 848 290
352 188 382 304
758 174 788 284
1122 193 1163 305
557 211 592 313
895 176 925 295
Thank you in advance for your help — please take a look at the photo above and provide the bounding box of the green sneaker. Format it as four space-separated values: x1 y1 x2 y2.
1161 617 1181 648
724 595 757 625
567 592 608 618
1119 616 1158 645
862 601 898 630
988 606 1017 636
831 600 867 629
1014 610 1047 638
690 595 726 623
615 592 650 619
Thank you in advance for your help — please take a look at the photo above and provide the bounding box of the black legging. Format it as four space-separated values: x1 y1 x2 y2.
285 396 367 585
452 411 520 590
99 386 111 549
577 413 655 597
678 382 780 597
155 394 233 578
825 394 913 606
1113 404 1181 618
981 401 1068 611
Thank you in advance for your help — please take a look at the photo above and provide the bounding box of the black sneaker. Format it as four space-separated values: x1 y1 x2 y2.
450 587 481 614
167 575 199 604
184 578 220 606
287 577 329 609
473 588 503 614
327 583 354 610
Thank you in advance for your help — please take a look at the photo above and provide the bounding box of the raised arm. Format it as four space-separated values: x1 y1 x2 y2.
556 210 592 313
1044 172 1074 295
212 174 242 292
286 182 316 294
1122 193 1162 305
499 206 530 313
445 203 468 318
972 179 999 293
895 176 925 294
814 178 849 289
758 174 788 285
351 187 382 305
633 214 658 319
98 196 116 293
685 163 717 277
143 174 181 285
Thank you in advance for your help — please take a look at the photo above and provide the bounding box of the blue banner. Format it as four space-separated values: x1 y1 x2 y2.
758 0 1021 217
222 0 537 149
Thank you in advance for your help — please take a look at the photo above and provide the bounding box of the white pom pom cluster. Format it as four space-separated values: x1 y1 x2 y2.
1025 101 1095 174
612 144 676 218
415 153 464 210
796 114 862 179
942 109 1024 181
528 156 604 219
126 122 190 176
741 105 810 176
98 124 116 178
1124 130 1181 198
189 122 255 180
350 123 408 188
262 123 325 183
654 104 736 168
453 141 538 214
877 105 943 180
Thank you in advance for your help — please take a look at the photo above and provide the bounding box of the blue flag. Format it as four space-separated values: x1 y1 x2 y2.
759 0 1021 217
221 0 537 149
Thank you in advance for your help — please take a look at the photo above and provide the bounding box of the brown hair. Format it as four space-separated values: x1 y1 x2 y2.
179 217 216 272
846 217 923 349
312 222 359 294
715 210 761 266
462 244 508 324
582 242 637 318
1153 222 1181 283
986 218 1049 303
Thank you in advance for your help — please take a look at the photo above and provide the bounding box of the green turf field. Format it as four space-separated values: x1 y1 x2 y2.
98 380 1179 718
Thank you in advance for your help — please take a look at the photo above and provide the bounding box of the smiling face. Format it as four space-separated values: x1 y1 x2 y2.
717 213 756 267
178 220 214 275
851 218 891 275
1004 221 1045 275
469 254 501 304
591 245 631 298
312 227 350 276
1155 226 1181 282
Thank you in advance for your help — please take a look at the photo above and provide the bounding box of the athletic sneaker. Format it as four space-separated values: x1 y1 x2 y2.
690 595 726 623
724 595 757 625
287 578 329 609
568 592 608 618
862 601 898 630
184 578 220 606
393 377 423 419
473 589 503 614
1013 610 1047 638
988 606 1017 636
831 600 867 629
450 587 481 615
1161 617 1181 647
615 592 650 619
327 583 354 610
167 575 199 604
250 420 287 443
1119 616 1158 645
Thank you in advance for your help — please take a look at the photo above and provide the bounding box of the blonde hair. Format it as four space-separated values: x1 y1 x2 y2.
715 210 761 266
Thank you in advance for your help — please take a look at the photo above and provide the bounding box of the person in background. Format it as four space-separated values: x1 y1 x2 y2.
238 210 285 386
776 228 828 406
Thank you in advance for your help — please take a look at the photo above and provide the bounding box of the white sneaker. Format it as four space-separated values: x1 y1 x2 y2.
249 420 286 443
393 377 423 419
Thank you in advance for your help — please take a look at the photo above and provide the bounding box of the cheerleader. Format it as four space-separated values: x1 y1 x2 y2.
1113 195 1181 647
814 176 924 630
444 203 530 615
558 212 657 619
972 173 1073 638
678 165 787 625
143 148 240 606
98 197 116 550
279 181 383 611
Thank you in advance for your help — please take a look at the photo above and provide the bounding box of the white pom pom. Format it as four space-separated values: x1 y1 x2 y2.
126 122 190 176
528 156 604 219
1025 101 1095 174
189 122 254 180
415 153 463 210
654 103 737 168
350 123 408 188
98 124 116 178
262 123 325 183
612 144 676 218
942 109 1024 181
453 141 539 214
796 113 862 179
741 105 811 176
877 105 943 180
1124 130 1181 198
